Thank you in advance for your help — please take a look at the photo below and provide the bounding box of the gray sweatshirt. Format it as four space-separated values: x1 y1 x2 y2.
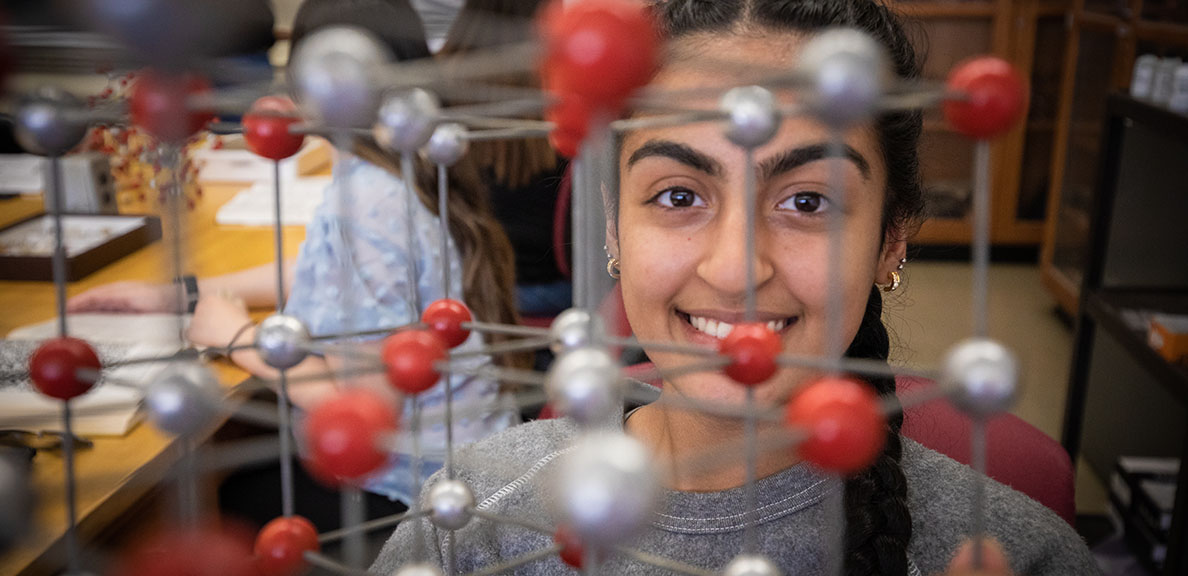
372 417 1099 575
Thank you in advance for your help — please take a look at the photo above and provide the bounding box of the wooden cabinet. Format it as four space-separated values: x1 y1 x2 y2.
1040 0 1188 316
890 0 1072 246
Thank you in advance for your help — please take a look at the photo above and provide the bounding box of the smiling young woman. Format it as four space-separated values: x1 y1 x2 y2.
609 15 920 571
372 1 1097 574
615 93 895 402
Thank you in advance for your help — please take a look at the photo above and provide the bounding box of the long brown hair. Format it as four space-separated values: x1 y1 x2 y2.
355 142 529 370
292 0 529 369
436 0 557 189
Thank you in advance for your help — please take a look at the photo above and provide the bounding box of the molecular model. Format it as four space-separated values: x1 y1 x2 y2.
2 1 1029 575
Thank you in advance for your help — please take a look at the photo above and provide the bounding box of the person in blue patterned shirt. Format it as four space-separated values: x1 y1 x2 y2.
69 0 527 507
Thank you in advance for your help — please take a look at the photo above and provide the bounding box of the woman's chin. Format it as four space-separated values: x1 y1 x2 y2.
657 370 803 410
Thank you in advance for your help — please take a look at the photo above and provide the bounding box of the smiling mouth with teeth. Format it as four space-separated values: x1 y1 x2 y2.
676 311 796 339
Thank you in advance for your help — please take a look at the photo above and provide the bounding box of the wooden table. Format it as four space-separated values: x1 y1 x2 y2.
0 196 45 231
0 184 306 576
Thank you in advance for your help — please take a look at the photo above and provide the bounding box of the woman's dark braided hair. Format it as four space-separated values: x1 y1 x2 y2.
651 1 927 573
842 286 912 575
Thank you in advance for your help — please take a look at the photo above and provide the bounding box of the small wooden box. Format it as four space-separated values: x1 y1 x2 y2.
0 213 162 282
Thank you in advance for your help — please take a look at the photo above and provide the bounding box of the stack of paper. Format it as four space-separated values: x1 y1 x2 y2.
0 155 46 195
1 314 187 436
194 137 333 185
215 177 331 227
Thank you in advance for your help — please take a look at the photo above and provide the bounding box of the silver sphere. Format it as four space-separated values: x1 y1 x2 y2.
941 338 1020 417
291 26 391 129
145 362 222 437
393 564 443 576
427 479 475 531
722 555 782 576
15 87 88 157
0 453 32 552
719 86 781 149
795 28 890 127
423 123 469 166
374 89 442 154
549 308 605 354
545 347 622 426
551 431 659 549
254 314 311 370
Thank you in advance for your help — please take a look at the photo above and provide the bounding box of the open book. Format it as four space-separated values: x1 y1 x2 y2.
1 314 186 436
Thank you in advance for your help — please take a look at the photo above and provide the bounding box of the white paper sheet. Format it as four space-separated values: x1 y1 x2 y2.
1 314 189 436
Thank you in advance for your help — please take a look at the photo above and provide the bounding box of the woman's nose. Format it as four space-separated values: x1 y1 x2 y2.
695 202 774 300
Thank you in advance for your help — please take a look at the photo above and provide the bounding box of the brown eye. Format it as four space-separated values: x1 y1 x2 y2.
654 187 705 208
779 192 828 214
670 190 694 207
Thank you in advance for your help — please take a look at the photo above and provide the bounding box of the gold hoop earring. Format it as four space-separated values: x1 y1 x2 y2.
607 257 621 280
880 270 901 293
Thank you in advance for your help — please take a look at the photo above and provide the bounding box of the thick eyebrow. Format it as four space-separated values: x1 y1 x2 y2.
758 143 872 182
626 139 722 177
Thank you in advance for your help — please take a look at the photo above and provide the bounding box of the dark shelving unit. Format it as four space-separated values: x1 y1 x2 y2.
1084 290 1188 404
1062 94 1188 575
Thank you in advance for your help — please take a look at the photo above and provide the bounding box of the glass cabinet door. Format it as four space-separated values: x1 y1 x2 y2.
1017 14 1070 222
1084 0 1131 17
1142 0 1188 25
1052 26 1119 288
916 17 994 222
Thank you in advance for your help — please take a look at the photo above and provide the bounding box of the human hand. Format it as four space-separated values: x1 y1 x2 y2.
185 292 252 350
940 538 1012 576
66 281 179 314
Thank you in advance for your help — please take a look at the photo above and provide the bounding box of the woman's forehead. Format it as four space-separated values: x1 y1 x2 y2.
645 28 898 127
659 32 808 89
616 31 887 182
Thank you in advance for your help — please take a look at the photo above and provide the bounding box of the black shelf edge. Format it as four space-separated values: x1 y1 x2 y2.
1084 289 1188 405
1108 94 1188 148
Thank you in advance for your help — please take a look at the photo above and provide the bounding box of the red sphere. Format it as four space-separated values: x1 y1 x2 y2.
130 71 215 143
943 56 1028 140
29 337 101 400
553 525 585 569
243 96 305 161
249 95 299 115
421 299 473 349
539 0 658 112
719 323 781 386
785 377 887 475
303 389 397 480
549 129 583 160
110 523 257 576
300 453 342 488
381 330 448 394
254 516 320 576
545 91 594 159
